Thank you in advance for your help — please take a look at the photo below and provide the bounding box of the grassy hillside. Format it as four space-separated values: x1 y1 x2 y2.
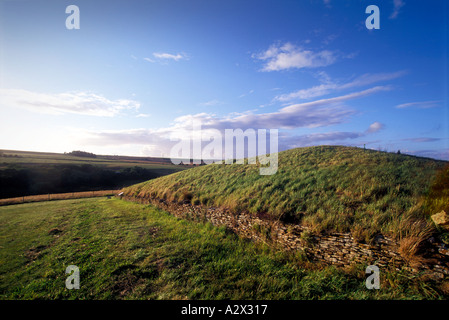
123 146 448 241
1 197 446 299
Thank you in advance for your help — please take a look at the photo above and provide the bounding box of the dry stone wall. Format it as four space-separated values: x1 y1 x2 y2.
123 195 449 280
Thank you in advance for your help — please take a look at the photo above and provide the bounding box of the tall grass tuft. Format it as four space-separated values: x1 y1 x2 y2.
395 207 436 263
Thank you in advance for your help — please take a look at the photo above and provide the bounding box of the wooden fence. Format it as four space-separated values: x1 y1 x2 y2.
0 190 120 206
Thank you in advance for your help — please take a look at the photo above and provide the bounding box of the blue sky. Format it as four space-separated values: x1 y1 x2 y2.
0 0 448 160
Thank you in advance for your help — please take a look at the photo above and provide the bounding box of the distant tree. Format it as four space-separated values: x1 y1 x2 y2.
397 150 401 154
67 150 97 158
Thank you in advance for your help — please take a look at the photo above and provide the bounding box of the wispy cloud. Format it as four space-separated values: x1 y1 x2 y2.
68 82 391 157
278 86 390 116
276 83 335 102
175 87 388 132
0 88 140 117
199 99 224 107
80 120 385 159
390 0 405 19
153 52 185 61
395 100 440 109
253 42 337 72
80 128 170 146
280 121 385 149
402 137 441 143
275 71 406 102
238 89 254 98
281 131 363 149
143 52 188 64
77 87 388 157
153 52 187 61
136 113 151 118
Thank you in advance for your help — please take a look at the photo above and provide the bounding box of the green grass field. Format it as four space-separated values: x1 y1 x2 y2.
1 197 447 300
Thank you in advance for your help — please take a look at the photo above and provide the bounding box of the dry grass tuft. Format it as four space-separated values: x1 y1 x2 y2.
351 224 377 244
397 216 435 263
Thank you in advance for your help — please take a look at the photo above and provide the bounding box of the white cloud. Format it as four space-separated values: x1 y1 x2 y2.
180 87 388 132
76 87 389 157
390 0 405 19
153 52 187 61
395 100 440 109
0 88 140 117
366 121 385 133
136 113 151 118
143 52 187 64
253 42 337 72
275 71 406 102
82 121 387 159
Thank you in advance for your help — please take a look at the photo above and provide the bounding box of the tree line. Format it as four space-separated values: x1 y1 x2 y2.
65 150 97 158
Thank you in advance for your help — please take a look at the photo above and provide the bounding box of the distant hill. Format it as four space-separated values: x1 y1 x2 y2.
123 145 448 240
0 149 192 198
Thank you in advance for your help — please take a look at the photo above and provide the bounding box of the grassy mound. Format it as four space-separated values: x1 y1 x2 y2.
123 146 447 240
